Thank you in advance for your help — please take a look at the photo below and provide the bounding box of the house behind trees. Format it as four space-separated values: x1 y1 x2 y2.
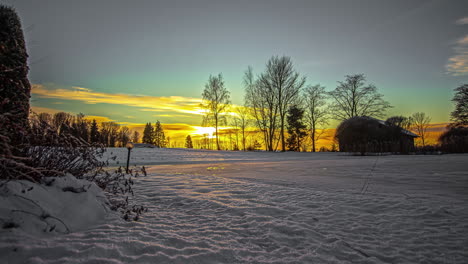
336 116 418 154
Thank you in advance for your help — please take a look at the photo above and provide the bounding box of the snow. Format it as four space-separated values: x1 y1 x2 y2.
2 148 468 263
0 174 109 236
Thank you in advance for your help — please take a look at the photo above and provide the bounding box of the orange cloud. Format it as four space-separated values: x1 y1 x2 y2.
31 84 205 115
30 106 63 115
83 115 117 123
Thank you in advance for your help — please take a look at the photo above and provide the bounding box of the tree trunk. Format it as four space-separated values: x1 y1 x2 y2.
280 118 286 152
312 128 316 152
215 120 220 150
242 129 246 151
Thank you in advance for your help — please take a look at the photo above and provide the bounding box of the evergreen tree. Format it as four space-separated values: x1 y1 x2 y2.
286 105 307 151
142 122 153 144
153 121 166 148
185 135 193 148
0 5 31 148
90 119 100 143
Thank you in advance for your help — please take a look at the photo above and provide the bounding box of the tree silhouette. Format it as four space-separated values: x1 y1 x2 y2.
101 122 119 147
286 105 307 151
185 135 193 148
118 126 131 147
304 84 328 152
329 74 391 120
153 120 165 148
258 56 306 152
451 84 468 127
385 115 414 153
0 5 31 149
411 112 431 147
142 122 153 144
90 119 100 143
439 126 468 153
202 73 230 150
232 106 250 151
131 130 140 143
244 66 278 151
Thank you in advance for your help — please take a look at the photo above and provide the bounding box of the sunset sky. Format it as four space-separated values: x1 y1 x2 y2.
6 0 468 139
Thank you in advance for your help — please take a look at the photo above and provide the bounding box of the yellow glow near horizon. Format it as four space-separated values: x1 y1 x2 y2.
191 126 216 137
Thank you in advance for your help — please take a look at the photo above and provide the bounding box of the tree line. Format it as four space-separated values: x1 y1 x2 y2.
30 112 168 148
200 55 452 152
29 56 468 153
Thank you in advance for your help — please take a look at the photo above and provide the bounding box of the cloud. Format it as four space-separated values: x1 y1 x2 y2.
156 114 191 118
84 115 115 123
446 35 468 76
31 84 205 116
163 123 195 131
30 106 63 115
457 35 468 46
456 17 468 25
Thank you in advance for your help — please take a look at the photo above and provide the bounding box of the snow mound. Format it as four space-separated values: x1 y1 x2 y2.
0 174 109 235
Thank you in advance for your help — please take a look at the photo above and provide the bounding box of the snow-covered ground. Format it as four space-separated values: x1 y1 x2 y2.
1 148 468 263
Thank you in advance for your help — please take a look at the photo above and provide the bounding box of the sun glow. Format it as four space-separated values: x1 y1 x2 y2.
192 126 216 137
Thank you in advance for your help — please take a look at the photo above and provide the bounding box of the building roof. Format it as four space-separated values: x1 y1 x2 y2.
367 116 419 138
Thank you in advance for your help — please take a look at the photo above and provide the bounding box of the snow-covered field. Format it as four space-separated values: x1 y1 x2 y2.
1 148 468 263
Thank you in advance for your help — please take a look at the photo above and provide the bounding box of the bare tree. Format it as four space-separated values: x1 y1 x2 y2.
52 112 74 135
101 122 119 147
118 126 131 147
258 56 306 151
232 105 251 151
201 114 214 150
131 130 140 143
304 84 329 152
329 74 391 120
412 112 431 147
386 115 414 153
201 74 230 150
244 66 279 151
451 84 468 127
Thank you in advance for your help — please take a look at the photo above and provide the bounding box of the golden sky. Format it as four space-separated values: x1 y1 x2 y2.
31 84 449 149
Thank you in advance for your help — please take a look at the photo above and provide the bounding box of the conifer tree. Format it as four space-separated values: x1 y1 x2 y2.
142 122 154 144
185 135 193 148
153 121 166 148
0 5 31 148
90 119 100 143
286 105 307 151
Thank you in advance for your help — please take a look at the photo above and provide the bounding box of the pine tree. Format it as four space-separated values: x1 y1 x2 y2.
185 135 193 148
90 119 99 143
0 5 31 148
142 122 153 144
286 105 307 151
153 121 166 148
